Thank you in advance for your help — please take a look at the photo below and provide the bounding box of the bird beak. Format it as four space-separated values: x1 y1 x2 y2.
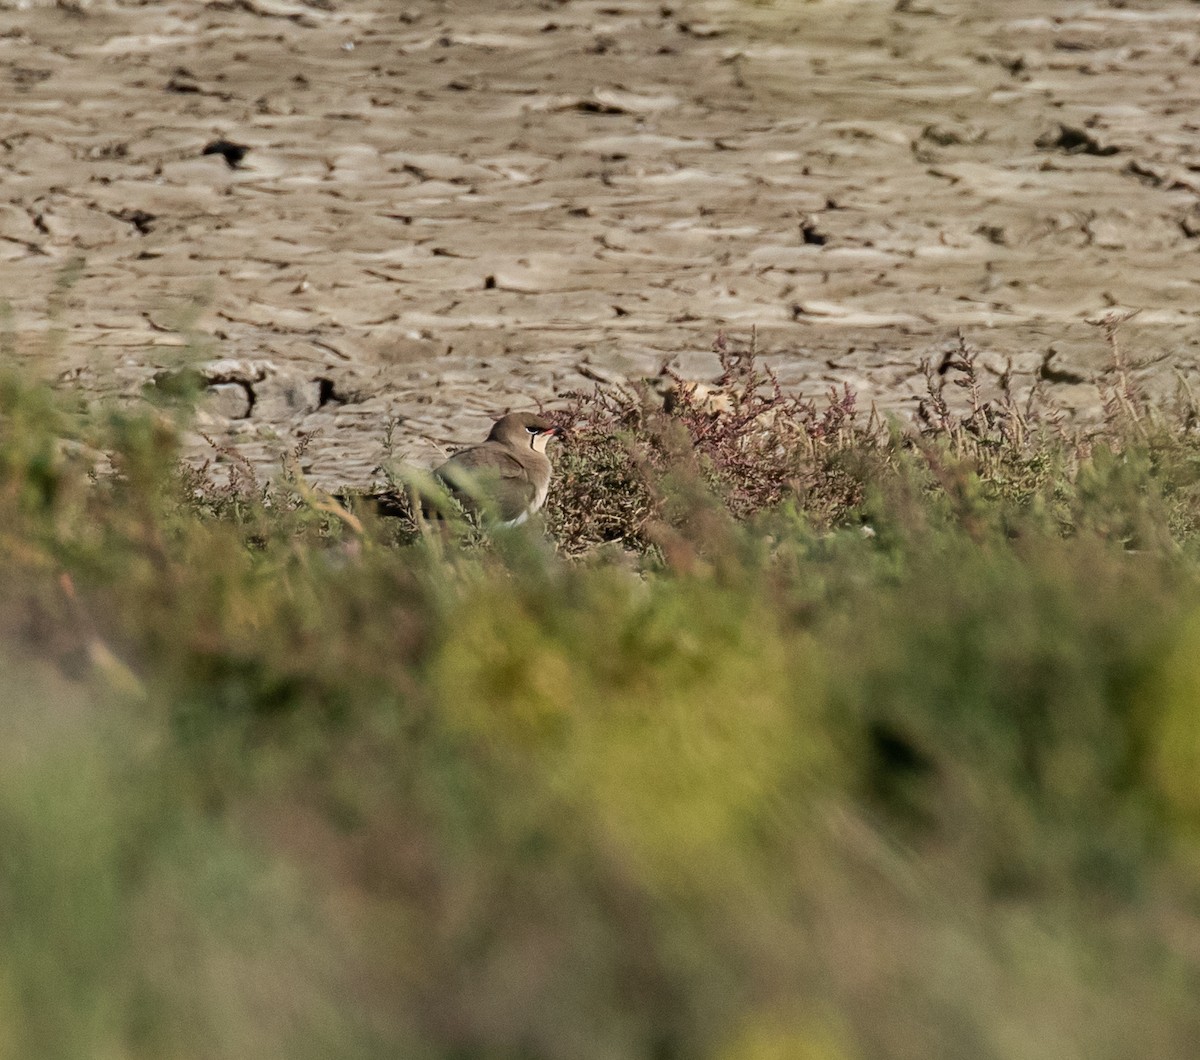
543 425 565 439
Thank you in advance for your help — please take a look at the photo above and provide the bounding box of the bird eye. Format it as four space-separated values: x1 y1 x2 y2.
526 425 541 434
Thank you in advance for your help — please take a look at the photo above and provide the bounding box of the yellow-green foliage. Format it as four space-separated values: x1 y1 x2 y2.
434 572 829 896
1141 608 1200 828
718 1014 857 1060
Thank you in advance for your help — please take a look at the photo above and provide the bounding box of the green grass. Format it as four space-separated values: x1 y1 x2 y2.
3 334 1200 1059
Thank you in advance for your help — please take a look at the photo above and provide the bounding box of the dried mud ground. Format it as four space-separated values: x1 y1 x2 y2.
2 0 1200 486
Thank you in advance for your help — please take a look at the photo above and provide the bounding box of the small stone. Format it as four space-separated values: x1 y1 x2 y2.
204 381 253 420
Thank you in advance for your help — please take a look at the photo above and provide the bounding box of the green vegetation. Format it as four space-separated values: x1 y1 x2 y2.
3 332 1200 1060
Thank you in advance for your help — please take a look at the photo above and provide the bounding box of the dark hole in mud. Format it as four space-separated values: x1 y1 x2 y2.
1036 124 1119 156
800 220 828 246
165 75 201 94
316 377 349 408
202 139 250 168
114 209 156 235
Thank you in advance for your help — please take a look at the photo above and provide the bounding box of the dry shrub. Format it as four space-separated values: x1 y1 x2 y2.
550 332 882 555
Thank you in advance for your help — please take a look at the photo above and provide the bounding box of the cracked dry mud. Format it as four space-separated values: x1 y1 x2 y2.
2 0 1199 488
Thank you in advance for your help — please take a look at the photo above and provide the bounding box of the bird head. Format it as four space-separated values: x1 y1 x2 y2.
488 412 565 453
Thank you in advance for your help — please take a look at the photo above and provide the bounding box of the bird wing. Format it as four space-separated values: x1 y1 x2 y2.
434 443 536 522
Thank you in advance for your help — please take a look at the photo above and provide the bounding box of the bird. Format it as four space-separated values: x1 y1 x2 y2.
429 411 563 526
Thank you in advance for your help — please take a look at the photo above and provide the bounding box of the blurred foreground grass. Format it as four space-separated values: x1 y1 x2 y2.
3 340 1200 1060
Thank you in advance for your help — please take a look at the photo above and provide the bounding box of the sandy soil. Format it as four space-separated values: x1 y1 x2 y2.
1 0 1199 486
